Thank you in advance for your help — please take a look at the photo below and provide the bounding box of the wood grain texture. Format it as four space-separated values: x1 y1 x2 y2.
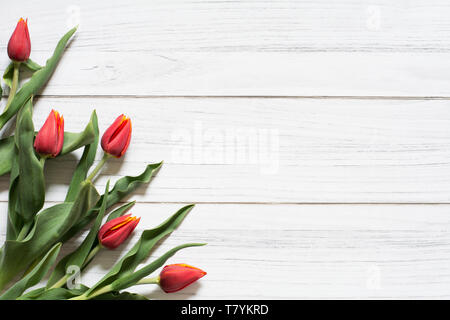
2 0 450 53
1 97 450 204
2 203 450 299
5 52 450 97
1 0 450 299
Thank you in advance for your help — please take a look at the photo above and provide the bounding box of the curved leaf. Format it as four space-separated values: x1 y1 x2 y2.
64 111 99 202
60 110 98 157
0 243 61 300
47 181 109 288
0 136 14 176
60 162 162 243
3 59 43 89
15 98 45 224
18 285 88 300
94 291 148 300
0 27 77 130
0 181 99 291
84 204 194 296
109 243 205 294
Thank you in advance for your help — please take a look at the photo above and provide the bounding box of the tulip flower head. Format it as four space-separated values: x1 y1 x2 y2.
8 18 31 62
101 115 132 158
159 264 207 293
98 214 140 249
34 110 64 157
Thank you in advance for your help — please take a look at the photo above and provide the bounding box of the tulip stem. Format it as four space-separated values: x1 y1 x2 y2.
3 61 20 112
82 244 102 269
136 276 160 285
86 153 110 182
69 284 113 300
50 244 103 290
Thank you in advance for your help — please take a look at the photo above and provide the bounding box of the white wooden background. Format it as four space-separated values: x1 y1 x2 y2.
2 0 450 299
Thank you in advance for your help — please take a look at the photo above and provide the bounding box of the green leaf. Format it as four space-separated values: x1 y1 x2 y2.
0 181 99 291
18 285 88 300
0 27 77 130
108 243 205 294
84 204 194 296
3 59 43 89
47 181 110 288
107 201 136 222
64 111 99 202
15 98 45 223
0 120 98 178
0 136 15 177
60 162 162 243
0 243 61 300
2 62 14 89
60 110 98 157
23 59 43 72
93 291 148 300
6 149 21 240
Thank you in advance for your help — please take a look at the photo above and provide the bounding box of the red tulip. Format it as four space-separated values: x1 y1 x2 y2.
34 110 64 157
101 115 132 158
98 214 140 249
8 18 31 62
159 264 207 293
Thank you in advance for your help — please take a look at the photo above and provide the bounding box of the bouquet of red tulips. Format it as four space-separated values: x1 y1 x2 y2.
0 19 206 300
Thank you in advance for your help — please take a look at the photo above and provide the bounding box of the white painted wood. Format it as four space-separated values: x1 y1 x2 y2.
2 203 450 299
1 0 450 300
5 52 450 97
2 1 450 53
2 97 450 203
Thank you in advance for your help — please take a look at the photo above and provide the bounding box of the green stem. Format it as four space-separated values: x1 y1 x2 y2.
69 284 113 300
50 244 103 290
16 221 32 242
3 62 20 112
39 156 47 167
136 276 160 286
82 244 102 269
86 153 109 182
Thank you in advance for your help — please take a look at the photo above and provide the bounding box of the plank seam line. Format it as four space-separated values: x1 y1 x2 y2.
5 95 450 100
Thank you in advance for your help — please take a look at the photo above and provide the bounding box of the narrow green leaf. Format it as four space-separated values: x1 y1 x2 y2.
3 59 43 89
0 136 15 177
60 110 98 157
6 149 21 240
0 26 77 130
0 182 99 291
15 98 45 223
18 285 88 300
64 111 99 202
60 162 162 243
94 291 148 300
0 243 61 300
109 243 206 293
2 62 13 89
0 118 97 178
23 59 43 72
47 181 109 288
107 201 136 222
84 204 194 296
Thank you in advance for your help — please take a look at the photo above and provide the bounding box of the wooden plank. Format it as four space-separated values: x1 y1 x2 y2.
4 52 450 97
1 97 450 203
3 203 450 299
2 1 450 53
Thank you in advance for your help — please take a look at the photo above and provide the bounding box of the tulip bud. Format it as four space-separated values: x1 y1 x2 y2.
8 18 31 62
98 214 140 249
101 115 132 158
159 264 207 293
34 110 64 157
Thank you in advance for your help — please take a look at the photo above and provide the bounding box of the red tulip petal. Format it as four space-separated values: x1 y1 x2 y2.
34 110 59 156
